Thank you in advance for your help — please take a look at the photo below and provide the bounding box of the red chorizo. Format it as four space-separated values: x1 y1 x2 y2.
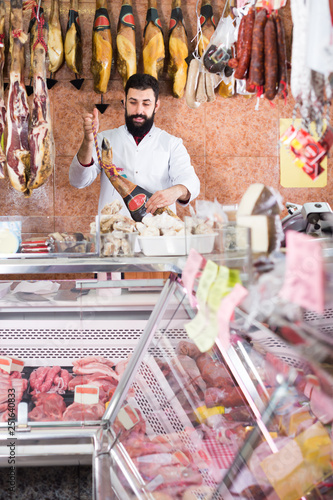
250 8 267 87
275 11 288 99
264 16 278 100
236 13 246 61
234 6 255 80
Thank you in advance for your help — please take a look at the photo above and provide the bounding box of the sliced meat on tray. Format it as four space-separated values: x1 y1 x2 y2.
72 356 119 381
68 373 118 403
0 370 28 421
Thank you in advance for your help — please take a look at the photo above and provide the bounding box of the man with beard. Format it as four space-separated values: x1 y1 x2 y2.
69 73 200 216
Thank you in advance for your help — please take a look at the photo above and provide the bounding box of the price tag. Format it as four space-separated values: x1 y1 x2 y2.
0 357 12 373
74 385 99 405
11 358 24 373
217 284 248 350
182 248 204 307
279 231 324 314
117 403 140 430
173 451 190 466
196 260 219 305
185 308 216 352
207 265 230 312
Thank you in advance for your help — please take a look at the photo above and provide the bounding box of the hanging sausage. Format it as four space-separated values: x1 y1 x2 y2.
0 0 6 179
168 0 188 98
91 0 112 94
6 0 30 194
143 0 165 80
116 0 136 87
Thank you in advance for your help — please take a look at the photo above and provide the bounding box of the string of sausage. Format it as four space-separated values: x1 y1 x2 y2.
91 121 123 177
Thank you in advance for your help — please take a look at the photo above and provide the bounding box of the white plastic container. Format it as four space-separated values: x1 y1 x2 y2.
137 233 217 256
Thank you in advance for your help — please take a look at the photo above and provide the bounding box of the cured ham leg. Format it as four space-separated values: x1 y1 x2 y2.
6 0 30 194
0 0 6 179
48 0 64 74
198 0 216 57
27 6 55 193
64 0 83 75
143 0 165 79
116 0 136 87
91 0 112 94
168 0 188 98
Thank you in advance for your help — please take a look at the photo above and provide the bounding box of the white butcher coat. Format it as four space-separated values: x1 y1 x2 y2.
69 124 201 215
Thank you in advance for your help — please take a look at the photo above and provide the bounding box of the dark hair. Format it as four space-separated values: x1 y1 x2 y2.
125 73 159 101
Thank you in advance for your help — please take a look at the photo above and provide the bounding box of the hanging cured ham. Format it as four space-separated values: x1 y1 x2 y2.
143 0 165 80
28 2 44 79
116 0 136 87
48 0 64 74
198 0 216 57
91 0 112 94
64 0 83 76
0 0 6 179
27 4 55 193
168 0 188 98
6 0 30 194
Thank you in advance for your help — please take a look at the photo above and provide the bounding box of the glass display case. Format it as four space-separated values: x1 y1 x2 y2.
0 267 332 499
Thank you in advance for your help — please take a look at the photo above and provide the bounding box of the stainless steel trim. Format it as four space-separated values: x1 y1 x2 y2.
103 279 176 425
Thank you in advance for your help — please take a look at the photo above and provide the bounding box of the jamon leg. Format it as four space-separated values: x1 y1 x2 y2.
27 8 55 192
6 0 30 194
6 54 30 194
0 0 6 179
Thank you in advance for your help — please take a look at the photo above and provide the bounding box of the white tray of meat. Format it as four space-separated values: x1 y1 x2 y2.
137 233 217 256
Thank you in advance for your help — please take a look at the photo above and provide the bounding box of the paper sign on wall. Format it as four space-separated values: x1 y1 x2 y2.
254 0 287 9
279 231 325 314
280 119 327 188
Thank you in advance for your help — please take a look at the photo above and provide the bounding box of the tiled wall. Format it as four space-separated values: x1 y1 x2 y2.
0 0 331 223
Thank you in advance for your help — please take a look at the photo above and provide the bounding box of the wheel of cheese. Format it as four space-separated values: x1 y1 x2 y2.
0 229 20 253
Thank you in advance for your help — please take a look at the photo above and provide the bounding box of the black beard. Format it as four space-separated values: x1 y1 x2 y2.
125 111 155 136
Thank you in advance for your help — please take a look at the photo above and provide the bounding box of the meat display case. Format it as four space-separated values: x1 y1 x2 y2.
1 260 332 500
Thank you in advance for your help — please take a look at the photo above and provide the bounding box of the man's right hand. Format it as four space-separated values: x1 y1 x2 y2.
83 107 99 143
77 108 99 166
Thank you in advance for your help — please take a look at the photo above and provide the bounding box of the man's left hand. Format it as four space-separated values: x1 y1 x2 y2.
145 185 190 214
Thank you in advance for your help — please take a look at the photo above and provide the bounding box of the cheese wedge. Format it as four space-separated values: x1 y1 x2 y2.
237 215 280 253
237 183 282 216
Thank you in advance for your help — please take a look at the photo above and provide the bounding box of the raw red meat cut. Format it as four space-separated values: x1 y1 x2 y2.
29 366 72 394
73 356 115 368
28 392 66 421
62 401 105 421
39 365 61 392
73 361 119 380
